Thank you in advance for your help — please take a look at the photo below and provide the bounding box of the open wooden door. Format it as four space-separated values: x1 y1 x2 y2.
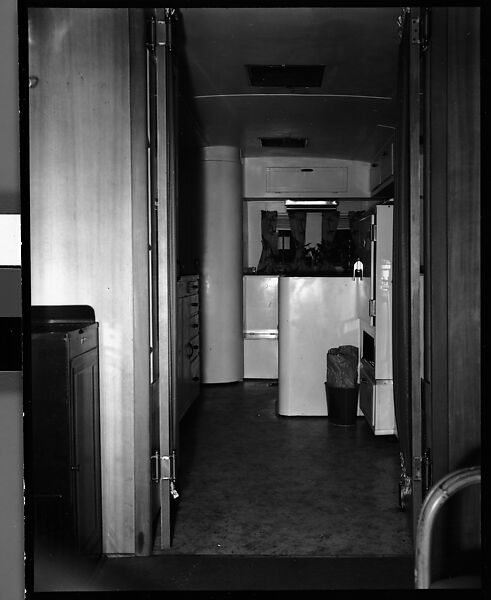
147 7 179 550
392 6 424 537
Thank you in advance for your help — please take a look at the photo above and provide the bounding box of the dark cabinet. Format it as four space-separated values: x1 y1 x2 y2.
31 307 102 556
177 275 200 420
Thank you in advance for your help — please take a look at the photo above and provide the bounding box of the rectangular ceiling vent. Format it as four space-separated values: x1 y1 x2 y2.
259 137 308 149
246 65 325 88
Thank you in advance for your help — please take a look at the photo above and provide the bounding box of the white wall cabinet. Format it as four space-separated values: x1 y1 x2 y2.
370 139 394 194
244 156 371 198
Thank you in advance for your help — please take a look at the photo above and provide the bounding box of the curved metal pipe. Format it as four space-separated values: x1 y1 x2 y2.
414 466 481 589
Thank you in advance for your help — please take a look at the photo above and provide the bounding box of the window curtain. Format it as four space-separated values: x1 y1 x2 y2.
348 210 365 260
392 15 412 493
257 210 278 274
288 211 306 270
321 211 340 246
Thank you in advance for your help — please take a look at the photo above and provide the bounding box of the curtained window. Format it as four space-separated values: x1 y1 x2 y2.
257 210 279 274
288 211 306 271
321 211 340 246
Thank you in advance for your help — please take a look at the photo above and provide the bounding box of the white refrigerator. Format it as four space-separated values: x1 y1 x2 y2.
358 204 396 435
243 275 279 379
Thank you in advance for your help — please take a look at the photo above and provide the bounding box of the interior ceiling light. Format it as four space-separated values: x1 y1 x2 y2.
285 199 339 211
246 65 325 88
259 137 308 148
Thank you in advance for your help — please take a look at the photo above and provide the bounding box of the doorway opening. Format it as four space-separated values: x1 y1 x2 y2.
152 8 410 557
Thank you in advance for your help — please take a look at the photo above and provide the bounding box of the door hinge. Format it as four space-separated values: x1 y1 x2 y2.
161 450 176 481
146 10 173 52
411 17 420 45
413 455 423 481
151 449 177 483
410 11 429 49
422 448 432 494
370 224 377 242
147 9 176 51
421 8 430 52
155 17 168 48
368 299 376 318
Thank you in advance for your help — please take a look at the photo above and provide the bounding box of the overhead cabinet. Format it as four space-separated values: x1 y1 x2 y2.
243 158 371 198
370 139 394 194
266 166 348 193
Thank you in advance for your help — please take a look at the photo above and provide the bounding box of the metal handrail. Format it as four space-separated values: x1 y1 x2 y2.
414 466 481 589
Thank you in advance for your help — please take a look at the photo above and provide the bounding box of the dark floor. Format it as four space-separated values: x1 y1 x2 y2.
32 380 415 592
154 380 413 556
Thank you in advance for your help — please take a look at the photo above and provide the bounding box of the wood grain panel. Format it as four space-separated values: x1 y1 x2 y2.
446 7 481 471
428 7 449 483
129 8 152 556
29 7 136 554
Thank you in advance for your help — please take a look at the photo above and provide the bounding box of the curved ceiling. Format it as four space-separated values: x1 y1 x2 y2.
178 7 402 162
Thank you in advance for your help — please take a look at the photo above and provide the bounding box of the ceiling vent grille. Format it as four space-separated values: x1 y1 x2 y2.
259 137 308 149
246 65 325 88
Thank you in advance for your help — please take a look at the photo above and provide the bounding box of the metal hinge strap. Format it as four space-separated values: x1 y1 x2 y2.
151 450 176 482
423 448 432 493
368 299 376 318
151 450 160 483
413 455 423 481
411 17 420 45
154 9 176 49
146 9 175 52
421 8 430 52
370 224 377 242
155 18 168 47
146 16 156 53
160 450 176 481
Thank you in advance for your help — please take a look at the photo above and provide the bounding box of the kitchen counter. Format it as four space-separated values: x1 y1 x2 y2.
278 276 369 416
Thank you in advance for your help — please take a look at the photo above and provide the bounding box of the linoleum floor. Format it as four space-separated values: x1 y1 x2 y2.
154 380 413 557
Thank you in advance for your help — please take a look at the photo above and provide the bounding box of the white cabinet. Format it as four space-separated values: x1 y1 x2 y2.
358 204 396 435
359 361 395 436
177 275 200 420
278 276 364 416
370 139 394 194
266 166 348 193
243 275 278 379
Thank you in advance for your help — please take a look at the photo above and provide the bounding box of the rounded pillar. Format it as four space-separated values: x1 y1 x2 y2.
200 146 243 383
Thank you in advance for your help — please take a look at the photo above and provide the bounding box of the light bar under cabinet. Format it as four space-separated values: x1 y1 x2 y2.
285 199 339 210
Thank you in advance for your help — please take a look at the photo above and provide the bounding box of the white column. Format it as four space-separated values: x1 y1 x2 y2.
200 146 244 383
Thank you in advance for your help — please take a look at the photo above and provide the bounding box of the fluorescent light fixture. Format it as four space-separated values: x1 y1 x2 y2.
285 199 339 210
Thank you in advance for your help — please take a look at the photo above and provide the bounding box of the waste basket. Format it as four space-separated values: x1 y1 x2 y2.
325 384 359 426
325 345 359 426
